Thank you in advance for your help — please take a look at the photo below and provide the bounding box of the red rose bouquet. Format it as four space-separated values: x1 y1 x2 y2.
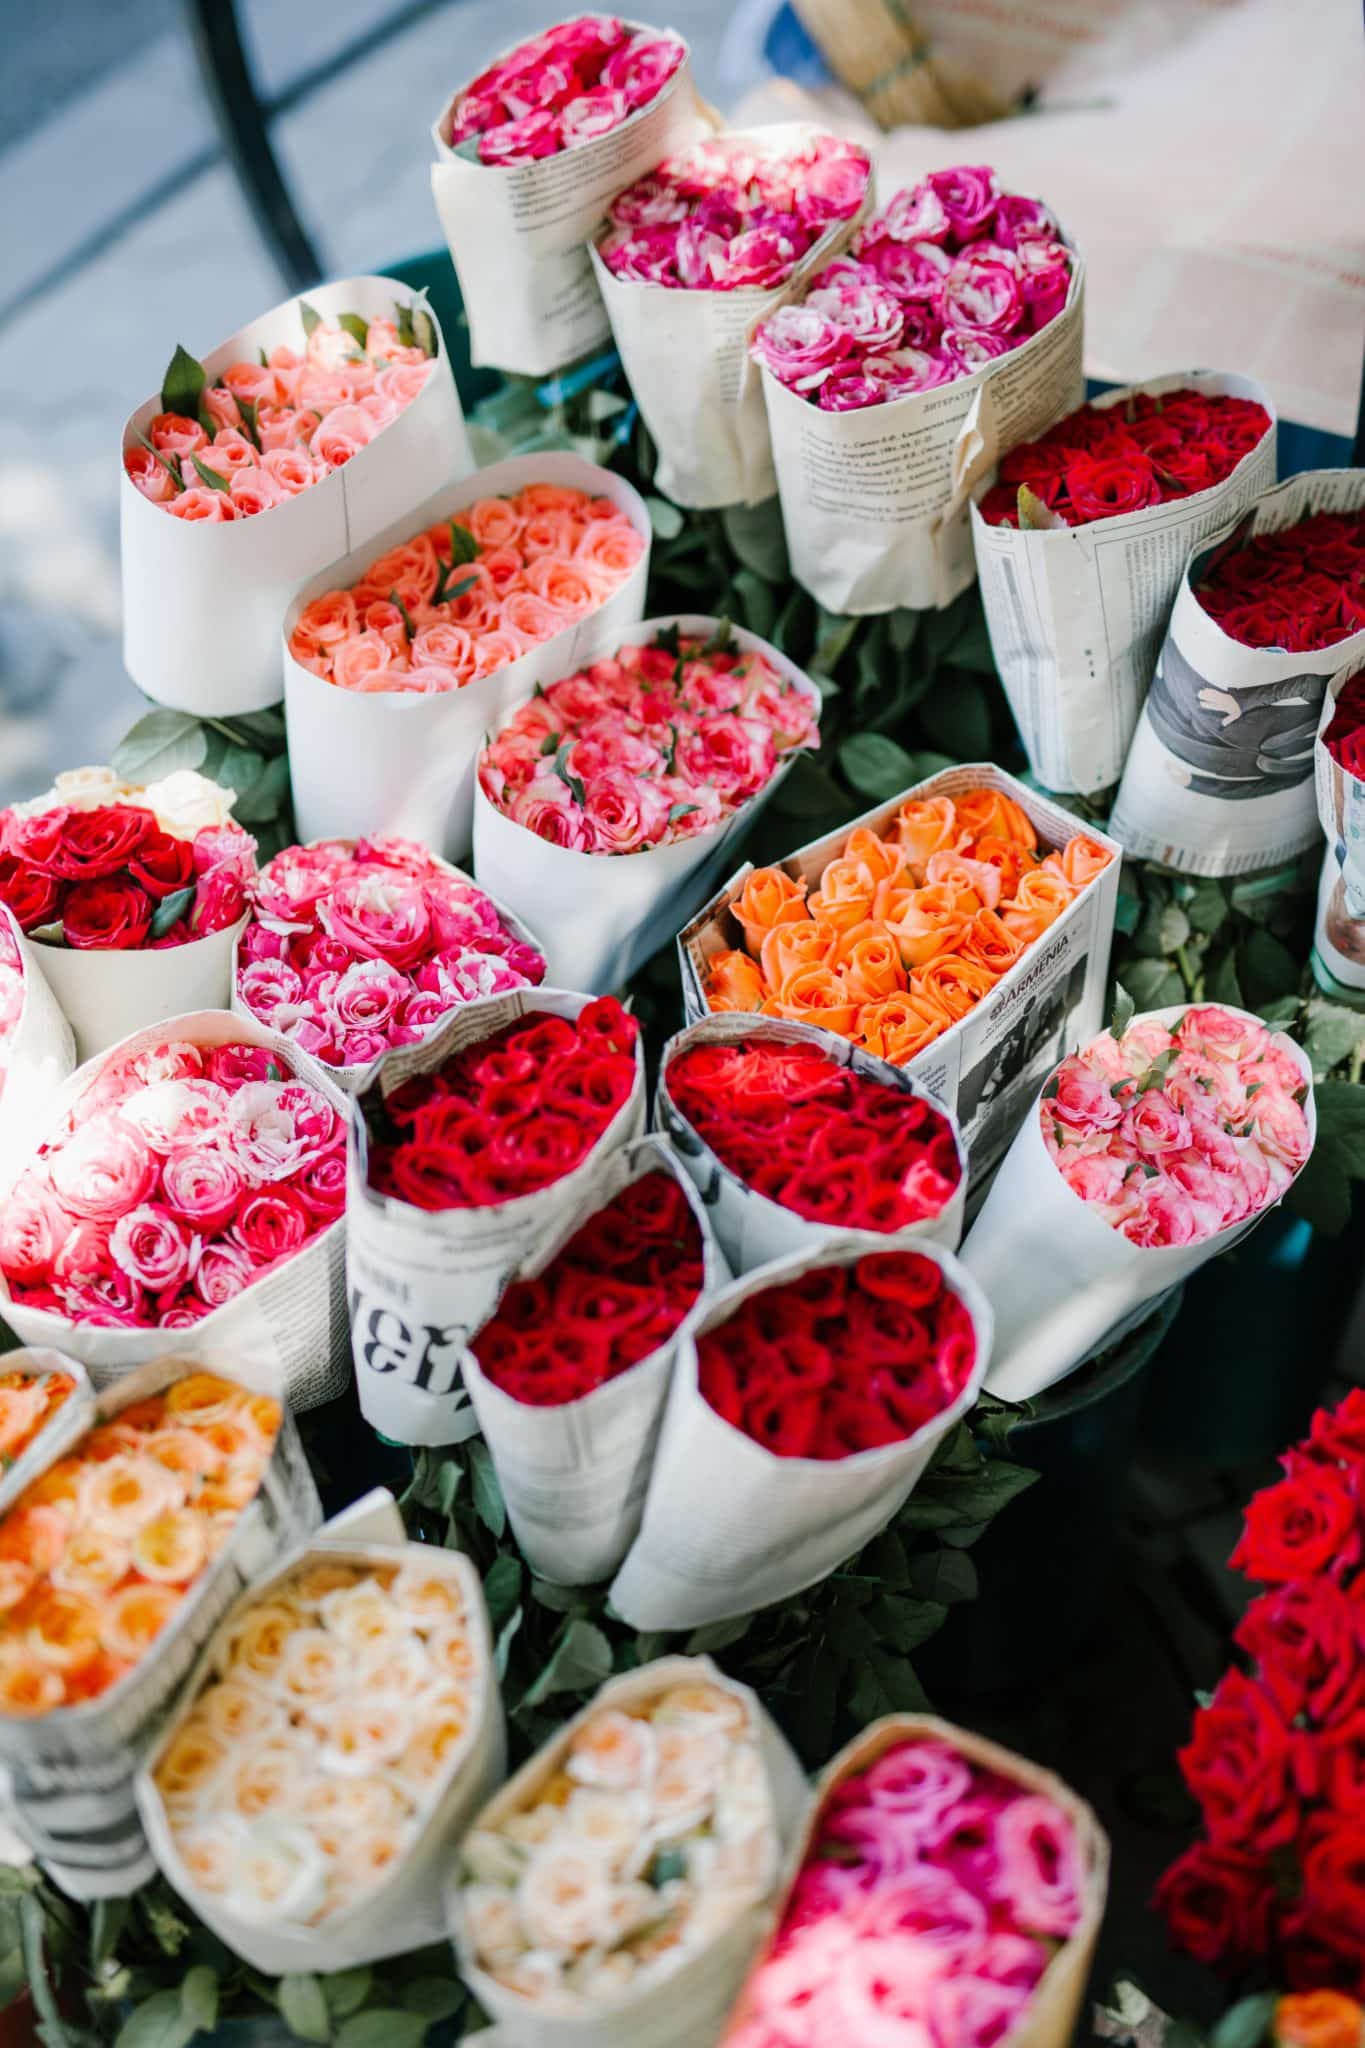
1313 673 1365 1004
1193 508 1365 654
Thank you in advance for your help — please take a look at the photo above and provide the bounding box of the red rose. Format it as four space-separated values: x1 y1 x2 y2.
1231 1462 1362 1585
1155 1842 1275 1968
1236 1579 1364 1725
1306 1387 1365 1463
1 807 70 868
128 830 196 899
1065 453 1162 521
0 856 60 930
62 877 153 950
233 1187 311 1265
51 804 155 880
1299 1821 1365 1957
1177 1669 1299 1851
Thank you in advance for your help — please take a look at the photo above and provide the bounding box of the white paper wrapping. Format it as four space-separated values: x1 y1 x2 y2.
32 914 246 1066
1109 470 1365 876
449 1655 810 2048
589 123 872 510
430 30 711 379
462 1135 724 1586
1311 663 1365 999
969 372 1278 794
960 1004 1317 1401
0 1010 351 1410
284 453 651 864
0 908 76 1184
0 1348 94 1517
472 615 822 994
137 1503 504 1974
121 276 472 717
0 1355 320 1898
656 1013 966 1272
347 988 647 1447
761 240 1085 615
678 762 1122 1186
609 1239 992 1630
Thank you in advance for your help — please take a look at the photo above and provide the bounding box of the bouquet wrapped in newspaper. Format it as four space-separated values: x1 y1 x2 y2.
1313 667 1365 1003
0 1011 351 1408
1110 471 1365 875
719 1714 1109 2048
0 906 74 1181
347 989 646 1446
138 1494 502 1973
0 1357 319 1897
121 277 471 715
971 374 1276 794
450 1655 809 2048
284 453 650 860
610 1241 991 1629
656 1014 966 1272
751 165 1084 614
462 1135 719 1585
590 126 872 508
0 1350 91 1515
472 616 822 992
961 1003 1316 1401
431 16 711 378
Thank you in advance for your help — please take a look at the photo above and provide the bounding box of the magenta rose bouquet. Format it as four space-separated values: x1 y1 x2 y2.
446 15 686 165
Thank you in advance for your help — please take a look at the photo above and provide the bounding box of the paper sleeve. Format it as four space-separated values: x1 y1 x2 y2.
1310 665 1365 999
0 909 76 1184
30 915 245 1066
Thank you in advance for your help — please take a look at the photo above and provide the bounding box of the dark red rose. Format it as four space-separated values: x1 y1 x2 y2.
0 855 60 930
1299 1821 1365 1959
62 877 153 950
1155 1841 1276 1968
1065 453 1162 522
1230 1461 1362 1584
1 806 70 868
1235 1578 1364 1726
1177 1669 1299 1850
1195 509 1365 652
128 830 196 899
51 804 155 880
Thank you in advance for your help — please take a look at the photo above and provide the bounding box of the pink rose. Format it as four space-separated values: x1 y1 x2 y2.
122 1078 230 1153
1176 1005 1270 1064
194 1240 255 1310
296 1146 347 1220
149 412 207 456
124 446 179 504
993 194 1059 248
204 1043 279 1087
48 1116 156 1219
239 957 307 1027
869 185 951 245
1126 1092 1193 1157
600 31 684 106
234 1187 311 1265
939 327 1021 373
1248 1087 1312 1170
330 958 409 1032
1121 1174 1201 1248
0 1173 69 1282
942 256 1025 336
168 488 236 523
579 770 672 854
479 111 561 166
510 779 592 850
750 304 853 393
110 1203 194 1292
559 87 629 147
227 1080 338 1180
318 872 432 969
261 447 319 496
339 1030 391 1066
312 403 375 470
161 1146 245 1233
675 715 777 803
928 1979 1031 2048
926 164 999 239
991 1794 1084 1937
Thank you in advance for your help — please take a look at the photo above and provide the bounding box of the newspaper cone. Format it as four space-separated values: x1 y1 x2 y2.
1312 662 1365 1004
0 907 75 1184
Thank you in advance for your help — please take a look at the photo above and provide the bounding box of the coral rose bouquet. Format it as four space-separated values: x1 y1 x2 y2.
1111 470 1365 877
962 1002 1315 1401
348 989 646 1445
749 163 1084 614
284 452 650 859
450 1655 808 2048
474 615 822 991
609 1240 991 1630
590 126 873 507
0 905 75 1175
121 277 471 716
970 373 1276 793
431 15 710 378
1313 667 1365 1004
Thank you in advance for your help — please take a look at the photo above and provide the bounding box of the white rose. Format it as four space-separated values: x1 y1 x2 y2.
140 768 238 836
463 1881 529 1964
462 1828 526 1886
561 1787 652 1875
225 1819 327 1924
52 765 124 811
517 1843 615 1953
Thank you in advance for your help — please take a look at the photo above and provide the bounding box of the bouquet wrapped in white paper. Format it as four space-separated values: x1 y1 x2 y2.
0 906 74 1181
1312 663 1365 1002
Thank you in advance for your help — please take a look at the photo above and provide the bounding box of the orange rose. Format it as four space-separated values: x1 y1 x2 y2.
972 835 1029 898
859 990 952 1064
762 963 860 1037
955 788 1037 850
926 850 999 911
882 884 973 969
1274 1995 1365 2048
914 953 997 1020
842 827 905 887
809 857 876 934
996 906 1050 946
760 921 836 995
1046 833 1113 889
705 950 767 1013
1001 868 1076 938
733 868 810 955
836 922 908 1002
892 797 961 877
958 909 1029 978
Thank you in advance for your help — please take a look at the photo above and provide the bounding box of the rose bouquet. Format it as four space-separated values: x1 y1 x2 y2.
122 275 470 717
0 906 75 1177
0 767 256 1060
451 1656 807 2047
462 1136 718 1583
348 990 646 1445
970 374 1277 793
591 126 873 507
473 615 822 991
961 1003 1315 1400
720 1716 1109 2048
609 1241 990 1629
284 452 650 859
234 835 547 1084
431 17 709 378
657 1014 965 1272
1157 1387 1365 1990
749 164 1083 613
1111 470 1365 877
1313 671 1365 1003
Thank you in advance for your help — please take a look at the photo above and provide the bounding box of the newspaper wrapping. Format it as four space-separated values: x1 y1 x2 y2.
1109 470 1365 876
430 29 712 379
448 1655 810 2048
284 452 651 864
33 914 247 1066
120 275 472 717
960 1005 1317 1401
0 1355 321 1898
1311 663 1365 1003
969 371 1278 794
656 1012 967 1271
0 1349 94 1517
461 1135 725 1586
588 123 872 510
677 763 1122 1188
609 1239 992 1630
347 988 647 1447
471 616 823 993
0 907 76 1185
0 1010 352 1409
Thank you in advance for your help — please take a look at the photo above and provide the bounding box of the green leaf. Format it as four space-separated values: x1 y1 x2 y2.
278 1974 332 2042
1239 926 1300 1007
148 884 195 940
1208 948 1244 1009
338 312 370 352
0 1950 25 2010
1211 1992 1278 2048
482 1553 523 1630
812 609 860 672
134 430 184 489
160 344 206 422
1184 877 1229 937
400 1978 465 2021
920 672 993 760
92 1896 130 1970
320 1970 372 2020
530 1577 591 1613
888 607 919 655
1122 958 1183 1009
908 1547 979 1604
646 496 684 539
469 1441 505 1540
336 2014 428 2048
179 1966 217 2035
520 1618 613 1708
731 569 777 641
685 1614 752 1654
114 1992 195 2048
496 1603 523 1678
869 1595 949 1653
226 707 287 744
112 709 209 781
230 753 291 825
839 732 917 801
1305 997 1365 1075
1287 1142 1354 1235
721 500 789 583
412 303 439 359
299 299 323 338
435 1458 462 1514
1158 904 1191 953
1110 983 1136 1039
929 1461 1039 1524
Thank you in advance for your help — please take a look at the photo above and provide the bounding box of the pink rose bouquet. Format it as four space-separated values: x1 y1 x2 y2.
447 15 686 166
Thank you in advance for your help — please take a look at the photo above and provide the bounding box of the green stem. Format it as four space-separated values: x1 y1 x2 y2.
1175 944 1203 1000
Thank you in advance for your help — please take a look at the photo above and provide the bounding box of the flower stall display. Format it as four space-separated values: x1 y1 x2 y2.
679 765 1121 1184
283 453 650 860
451 1656 808 2046
431 16 710 378
0 1349 91 1516
720 1715 1109 2048
0 767 257 1060
0 905 75 1178
609 1241 990 1629
234 836 547 1085
473 616 822 991
348 991 646 1446
657 1013 966 1271
1111 471 1365 877
121 278 472 716
749 165 1084 614
970 374 1276 793
962 1003 1315 1400
591 126 872 508
1313 670 1365 1003
462 1135 719 1584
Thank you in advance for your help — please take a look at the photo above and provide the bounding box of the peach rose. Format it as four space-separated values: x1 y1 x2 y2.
261 446 319 495
472 630 526 678
367 533 441 604
760 920 836 994
293 590 357 650
312 403 375 470
954 788 1037 849
762 961 859 1036
893 796 960 876
208 430 258 478
501 590 569 646
222 362 282 408
375 360 432 409
733 868 809 954
1044 833 1112 888
1274 1994 1365 2048
257 404 316 451
808 857 875 934
412 621 477 682
478 544 527 594
859 989 951 1063
957 908 1027 978
330 631 400 693
883 882 971 968
168 488 236 523
228 469 283 518
913 953 997 1020
836 921 907 1002
518 484 590 512
124 446 179 504
969 833 1029 899
520 509 583 558
524 555 606 620
841 826 905 887
575 520 646 580
466 497 524 548
1001 868 1075 937
925 849 999 910
704 949 767 1012
149 412 207 456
